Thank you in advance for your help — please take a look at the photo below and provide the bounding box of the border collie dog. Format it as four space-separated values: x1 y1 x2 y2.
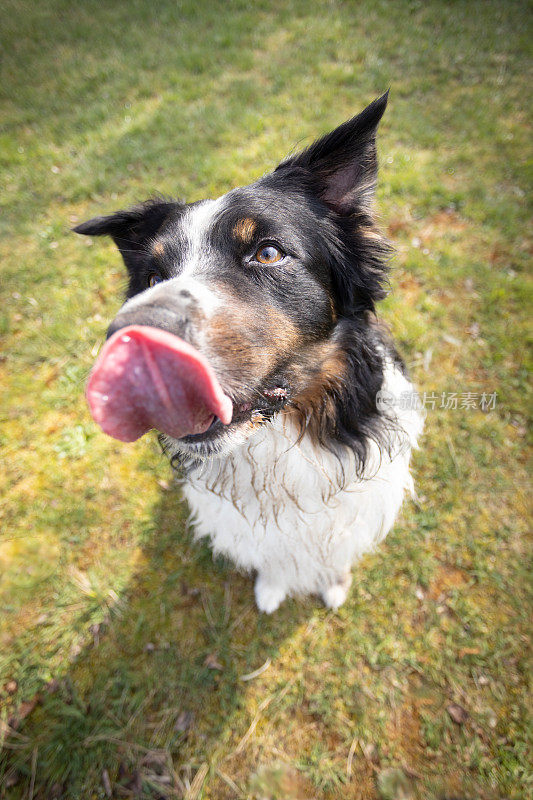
76 93 423 613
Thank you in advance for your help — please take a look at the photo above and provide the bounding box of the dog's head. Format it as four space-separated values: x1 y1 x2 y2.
75 93 391 461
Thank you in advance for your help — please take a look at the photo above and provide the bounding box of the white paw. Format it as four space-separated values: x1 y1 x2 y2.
254 577 286 614
321 574 352 610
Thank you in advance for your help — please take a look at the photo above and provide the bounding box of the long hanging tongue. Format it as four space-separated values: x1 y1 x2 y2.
86 325 233 442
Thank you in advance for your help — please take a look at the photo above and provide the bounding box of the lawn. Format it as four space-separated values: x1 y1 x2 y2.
0 1 531 798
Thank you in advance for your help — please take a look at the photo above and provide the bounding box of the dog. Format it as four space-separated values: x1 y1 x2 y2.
75 92 423 613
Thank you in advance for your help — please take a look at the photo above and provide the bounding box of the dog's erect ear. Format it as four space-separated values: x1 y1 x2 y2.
73 199 177 271
278 92 388 215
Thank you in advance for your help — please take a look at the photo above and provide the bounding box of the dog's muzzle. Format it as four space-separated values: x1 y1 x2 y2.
86 281 232 443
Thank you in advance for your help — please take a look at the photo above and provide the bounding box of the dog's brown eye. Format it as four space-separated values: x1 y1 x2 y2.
255 245 284 264
148 274 162 287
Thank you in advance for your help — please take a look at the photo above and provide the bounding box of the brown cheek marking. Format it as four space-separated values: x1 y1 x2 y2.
232 218 257 244
263 308 302 352
205 300 302 392
152 242 165 257
285 341 347 441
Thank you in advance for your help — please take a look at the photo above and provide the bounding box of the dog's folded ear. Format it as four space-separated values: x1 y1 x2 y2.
73 199 177 271
277 91 388 215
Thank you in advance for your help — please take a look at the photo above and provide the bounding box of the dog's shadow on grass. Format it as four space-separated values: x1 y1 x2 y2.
6 482 308 796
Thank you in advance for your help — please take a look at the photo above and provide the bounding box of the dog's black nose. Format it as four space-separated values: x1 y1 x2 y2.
105 281 202 340
106 303 192 340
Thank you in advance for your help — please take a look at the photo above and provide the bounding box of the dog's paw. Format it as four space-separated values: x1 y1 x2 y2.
321 573 352 610
254 577 286 614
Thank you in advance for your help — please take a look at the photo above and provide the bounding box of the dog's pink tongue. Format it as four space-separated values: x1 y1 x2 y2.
86 325 233 442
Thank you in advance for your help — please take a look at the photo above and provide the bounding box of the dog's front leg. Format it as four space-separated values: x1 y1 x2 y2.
320 571 352 610
254 573 288 614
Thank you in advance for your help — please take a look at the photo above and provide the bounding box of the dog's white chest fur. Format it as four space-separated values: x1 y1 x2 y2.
181 363 423 612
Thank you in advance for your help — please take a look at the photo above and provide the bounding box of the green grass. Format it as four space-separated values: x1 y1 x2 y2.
0 1 531 798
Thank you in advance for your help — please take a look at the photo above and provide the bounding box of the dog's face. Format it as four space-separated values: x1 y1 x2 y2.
76 94 390 459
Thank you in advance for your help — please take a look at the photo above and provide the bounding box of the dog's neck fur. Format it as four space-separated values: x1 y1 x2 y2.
165 356 420 508
177 358 423 612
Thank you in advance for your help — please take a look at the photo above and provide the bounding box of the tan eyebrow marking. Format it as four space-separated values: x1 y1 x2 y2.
232 218 257 243
152 241 165 256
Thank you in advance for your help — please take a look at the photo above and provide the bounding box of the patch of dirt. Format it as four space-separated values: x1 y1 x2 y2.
385 699 425 771
427 563 469 602
419 210 468 240
388 216 413 237
397 272 423 305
